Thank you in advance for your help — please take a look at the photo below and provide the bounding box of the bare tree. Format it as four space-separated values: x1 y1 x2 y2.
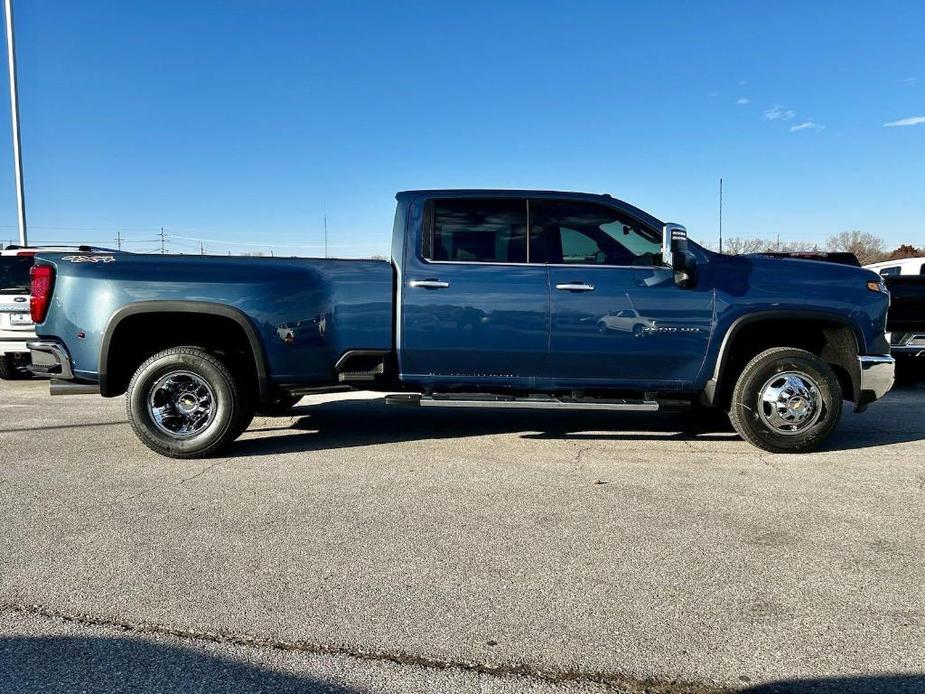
779 240 820 253
884 244 923 260
723 237 774 255
825 230 885 265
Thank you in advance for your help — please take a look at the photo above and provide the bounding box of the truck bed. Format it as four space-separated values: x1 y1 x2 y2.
36 253 394 384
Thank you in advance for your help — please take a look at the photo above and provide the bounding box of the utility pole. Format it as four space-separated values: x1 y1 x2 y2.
323 214 328 259
115 231 122 250
4 0 27 246
199 241 204 255
718 177 723 254
159 227 166 255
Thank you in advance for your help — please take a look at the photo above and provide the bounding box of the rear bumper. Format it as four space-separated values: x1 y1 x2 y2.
28 340 101 395
855 354 895 411
27 340 75 379
0 336 32 354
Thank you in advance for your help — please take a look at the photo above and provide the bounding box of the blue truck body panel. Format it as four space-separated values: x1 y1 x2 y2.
33 189 890 400
38 255 393 384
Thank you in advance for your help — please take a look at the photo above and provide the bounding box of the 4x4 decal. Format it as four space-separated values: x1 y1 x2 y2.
61 255 116 263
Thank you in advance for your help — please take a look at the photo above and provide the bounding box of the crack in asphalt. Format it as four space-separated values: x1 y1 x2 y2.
572 444 590 468
180 461 222 485
0 602 728 693
757 455 780 470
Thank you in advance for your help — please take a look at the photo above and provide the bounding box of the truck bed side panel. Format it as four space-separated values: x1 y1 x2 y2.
36 254 394 385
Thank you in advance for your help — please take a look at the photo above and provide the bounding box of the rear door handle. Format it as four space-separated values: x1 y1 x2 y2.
409 279 450 289
555 282 595 292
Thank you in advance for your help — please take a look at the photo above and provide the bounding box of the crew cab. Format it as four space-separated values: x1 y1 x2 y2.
27 190 895 457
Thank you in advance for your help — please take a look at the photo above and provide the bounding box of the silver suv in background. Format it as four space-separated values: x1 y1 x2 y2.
1 245 115 379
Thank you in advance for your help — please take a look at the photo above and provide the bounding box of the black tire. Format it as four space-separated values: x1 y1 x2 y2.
729 347 843 454
254 393 302 416
687 402 735 433
126 346 251 459
0 354 27 380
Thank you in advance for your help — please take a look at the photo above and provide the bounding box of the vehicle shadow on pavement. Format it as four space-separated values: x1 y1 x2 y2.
4 633 922 694
739 673 925 693
0 635 360 694
232 387 925 457
232 398 738 457
0 420 127 435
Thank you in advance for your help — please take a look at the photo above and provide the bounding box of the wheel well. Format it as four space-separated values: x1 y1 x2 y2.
711 318 859 409
101 312 262 398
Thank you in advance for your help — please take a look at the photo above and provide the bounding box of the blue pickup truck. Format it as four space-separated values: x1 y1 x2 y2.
27 190 895 457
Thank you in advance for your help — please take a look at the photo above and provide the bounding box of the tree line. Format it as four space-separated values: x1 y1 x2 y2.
715 231 923 266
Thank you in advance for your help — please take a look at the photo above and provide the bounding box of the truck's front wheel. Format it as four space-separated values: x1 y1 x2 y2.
126 346 251 459
729 347 842 454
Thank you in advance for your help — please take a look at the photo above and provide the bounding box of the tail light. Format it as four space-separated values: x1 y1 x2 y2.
30 264 55 323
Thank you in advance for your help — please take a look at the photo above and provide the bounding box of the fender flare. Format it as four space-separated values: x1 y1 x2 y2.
98 300 270 399
701 309 863 407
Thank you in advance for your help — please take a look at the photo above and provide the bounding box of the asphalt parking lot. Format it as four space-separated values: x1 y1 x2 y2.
1 377 924 693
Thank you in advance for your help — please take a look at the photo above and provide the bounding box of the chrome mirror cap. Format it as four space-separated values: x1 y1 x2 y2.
662 223 687 266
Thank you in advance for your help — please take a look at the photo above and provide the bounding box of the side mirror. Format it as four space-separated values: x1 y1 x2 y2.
661 223 696 288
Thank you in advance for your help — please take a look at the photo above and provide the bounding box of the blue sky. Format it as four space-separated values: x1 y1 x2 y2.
0 0 922 256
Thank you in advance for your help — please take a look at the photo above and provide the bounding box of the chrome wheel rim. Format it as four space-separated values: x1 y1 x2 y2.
758 370 823 435
147 370 217 438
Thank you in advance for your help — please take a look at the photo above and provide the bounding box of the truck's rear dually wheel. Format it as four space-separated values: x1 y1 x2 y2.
126 346 251 458
729 347 843 453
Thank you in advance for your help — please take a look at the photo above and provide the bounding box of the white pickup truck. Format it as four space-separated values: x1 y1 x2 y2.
1 245 113 379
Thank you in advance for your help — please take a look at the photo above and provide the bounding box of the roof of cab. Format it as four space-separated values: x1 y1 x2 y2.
395 189 663 228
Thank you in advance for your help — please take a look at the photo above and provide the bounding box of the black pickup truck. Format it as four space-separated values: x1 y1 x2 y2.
885 276 925 363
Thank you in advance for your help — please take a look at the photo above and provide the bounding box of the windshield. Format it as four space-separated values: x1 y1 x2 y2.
0 256 33 294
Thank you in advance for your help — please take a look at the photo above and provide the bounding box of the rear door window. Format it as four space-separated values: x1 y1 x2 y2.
428 199 527 263
878 266 901 277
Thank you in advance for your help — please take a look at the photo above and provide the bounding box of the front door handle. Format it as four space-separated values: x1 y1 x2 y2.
555 282 595 292
409 279 450 289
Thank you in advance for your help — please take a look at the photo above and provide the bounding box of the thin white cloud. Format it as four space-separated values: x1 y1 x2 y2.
790 121 823 132
708 90 719 97
738 80 748 87
883 115 925 127
736 97 750 105
764 105 795 120
899 77 916 84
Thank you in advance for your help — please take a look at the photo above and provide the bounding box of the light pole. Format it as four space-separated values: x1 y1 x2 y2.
4 0 27 246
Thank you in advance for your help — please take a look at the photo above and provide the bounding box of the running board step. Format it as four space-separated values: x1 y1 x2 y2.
385 393 664 412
